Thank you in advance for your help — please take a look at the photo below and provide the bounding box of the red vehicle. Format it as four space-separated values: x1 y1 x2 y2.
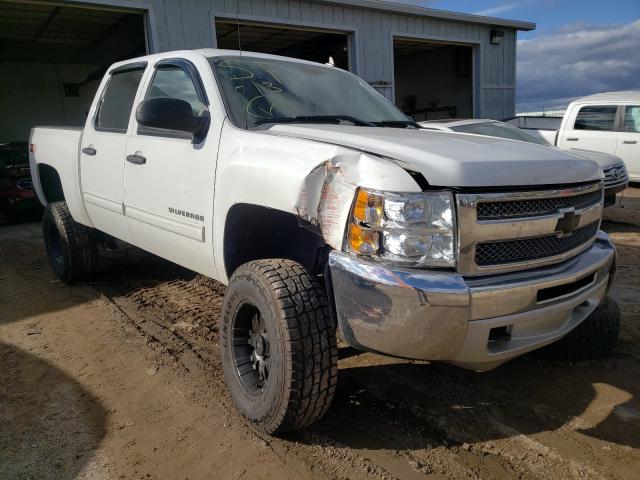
0 142 40 223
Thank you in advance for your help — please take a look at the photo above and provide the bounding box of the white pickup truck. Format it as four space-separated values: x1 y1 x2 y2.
506 91 640 183
30 49 620 434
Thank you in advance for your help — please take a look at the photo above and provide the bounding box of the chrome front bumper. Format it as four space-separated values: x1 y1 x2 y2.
328 231 616 371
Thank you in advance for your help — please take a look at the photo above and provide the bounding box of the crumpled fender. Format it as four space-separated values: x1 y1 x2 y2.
294 152 423 249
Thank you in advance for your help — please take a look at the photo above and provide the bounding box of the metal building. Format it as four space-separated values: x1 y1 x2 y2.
1 0 535 144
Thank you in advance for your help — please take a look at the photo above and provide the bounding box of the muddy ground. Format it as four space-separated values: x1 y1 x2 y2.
1 200 639 479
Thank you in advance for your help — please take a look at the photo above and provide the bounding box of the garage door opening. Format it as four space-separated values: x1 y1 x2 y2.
0 1 147 143
393 38 473 121
215 20 350 70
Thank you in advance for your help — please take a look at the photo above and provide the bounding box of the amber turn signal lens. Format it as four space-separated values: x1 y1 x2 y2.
349 223 379 255
353 189 383 224
353 189 368 221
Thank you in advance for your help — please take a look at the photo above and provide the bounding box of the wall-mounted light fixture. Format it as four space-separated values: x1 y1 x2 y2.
490 29 504 45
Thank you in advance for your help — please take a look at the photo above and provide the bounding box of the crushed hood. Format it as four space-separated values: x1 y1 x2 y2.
265 125 603 187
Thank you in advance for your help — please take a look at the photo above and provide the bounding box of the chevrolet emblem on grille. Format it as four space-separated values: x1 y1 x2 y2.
555 209 581 237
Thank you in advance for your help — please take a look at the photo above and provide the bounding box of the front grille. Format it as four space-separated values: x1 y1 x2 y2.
476 189 602 220
457 183 604 275
603 165 628 188
475 221 599 266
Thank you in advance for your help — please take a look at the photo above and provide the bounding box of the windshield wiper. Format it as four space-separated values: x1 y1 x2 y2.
371 120 420 129
255 115 376 127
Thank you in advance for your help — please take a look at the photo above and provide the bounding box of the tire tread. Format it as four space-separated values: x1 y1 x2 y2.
225 259 338 434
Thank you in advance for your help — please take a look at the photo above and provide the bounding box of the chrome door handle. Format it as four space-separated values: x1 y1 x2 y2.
126 153 147 165
82 146 96 156
566 137 579 141
623 140 637 144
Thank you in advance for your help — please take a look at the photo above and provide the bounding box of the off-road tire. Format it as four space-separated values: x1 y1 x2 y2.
220 259 338 434
535 296 621 361
43 201 97 284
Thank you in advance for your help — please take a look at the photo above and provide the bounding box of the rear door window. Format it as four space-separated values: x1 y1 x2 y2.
623 105 640 133
573 105 618 131
95 68 145 133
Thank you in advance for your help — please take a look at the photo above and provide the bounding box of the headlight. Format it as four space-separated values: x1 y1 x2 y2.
346 188 456 267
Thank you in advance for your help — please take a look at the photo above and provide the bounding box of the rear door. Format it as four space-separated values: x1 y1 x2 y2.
557 104 619 154
80 63 146 241
616 105 640 180
123 58 219 276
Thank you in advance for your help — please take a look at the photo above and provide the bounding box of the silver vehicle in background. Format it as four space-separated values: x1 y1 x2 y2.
420 118 629 206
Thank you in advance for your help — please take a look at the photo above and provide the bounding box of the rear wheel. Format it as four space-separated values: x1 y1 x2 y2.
535 296 621 361
43 201 97 284
220 259 338 434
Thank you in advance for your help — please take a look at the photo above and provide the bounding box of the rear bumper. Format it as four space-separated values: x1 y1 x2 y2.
328 231 615 371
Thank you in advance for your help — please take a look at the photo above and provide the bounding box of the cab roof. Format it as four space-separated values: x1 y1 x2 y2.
573 91 640 104
109 48 337 72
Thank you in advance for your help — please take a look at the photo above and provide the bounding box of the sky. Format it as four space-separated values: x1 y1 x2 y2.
381 0 640 112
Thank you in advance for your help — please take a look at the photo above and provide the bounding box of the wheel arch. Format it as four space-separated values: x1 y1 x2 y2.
38 164 65 204
223 203 330 280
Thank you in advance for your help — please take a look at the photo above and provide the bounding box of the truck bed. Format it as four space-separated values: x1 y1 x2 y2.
29 126 88 225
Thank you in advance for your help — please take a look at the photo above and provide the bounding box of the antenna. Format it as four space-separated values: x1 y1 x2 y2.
235 0 242 55
235 0 248 129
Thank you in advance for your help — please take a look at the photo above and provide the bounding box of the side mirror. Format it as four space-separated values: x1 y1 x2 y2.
136 97 209 142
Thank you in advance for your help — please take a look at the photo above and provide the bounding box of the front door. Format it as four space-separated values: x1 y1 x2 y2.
123 59 219 276
80 65 146 242
557 104 619 154
617 105 640 181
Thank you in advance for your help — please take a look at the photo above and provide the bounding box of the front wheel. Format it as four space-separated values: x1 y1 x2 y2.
220 259 338 434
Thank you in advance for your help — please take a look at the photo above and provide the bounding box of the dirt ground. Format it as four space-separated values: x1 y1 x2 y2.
1 195 639 480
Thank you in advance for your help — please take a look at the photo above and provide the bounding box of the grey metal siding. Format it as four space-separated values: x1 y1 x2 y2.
110 0 518 118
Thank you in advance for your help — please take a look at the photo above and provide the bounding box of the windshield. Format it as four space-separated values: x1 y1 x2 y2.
451 121 550 145
208 56 409 129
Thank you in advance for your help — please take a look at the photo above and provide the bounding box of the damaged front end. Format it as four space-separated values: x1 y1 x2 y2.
294 152 426 250
294 151 615 373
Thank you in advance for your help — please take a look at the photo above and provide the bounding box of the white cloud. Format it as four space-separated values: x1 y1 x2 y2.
516 20 640 112
474 0 533 17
